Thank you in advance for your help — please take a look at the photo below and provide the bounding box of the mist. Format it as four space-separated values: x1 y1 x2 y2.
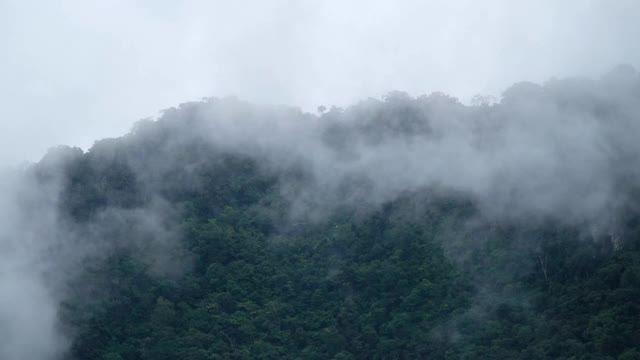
2 67 640 359
1 1 640 359
135 67 640 227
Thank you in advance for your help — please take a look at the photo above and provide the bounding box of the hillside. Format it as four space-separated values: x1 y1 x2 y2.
5 67 640 359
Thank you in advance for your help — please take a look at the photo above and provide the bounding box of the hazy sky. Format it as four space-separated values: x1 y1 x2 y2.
1 0 639 165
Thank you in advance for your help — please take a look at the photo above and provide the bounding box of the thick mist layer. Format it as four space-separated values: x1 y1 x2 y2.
140 65 640 226
1 66 640 358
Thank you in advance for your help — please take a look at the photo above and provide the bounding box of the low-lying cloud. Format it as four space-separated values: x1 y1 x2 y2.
1 66 640 359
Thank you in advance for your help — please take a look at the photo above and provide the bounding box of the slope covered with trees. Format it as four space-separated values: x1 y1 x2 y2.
18 66 640 359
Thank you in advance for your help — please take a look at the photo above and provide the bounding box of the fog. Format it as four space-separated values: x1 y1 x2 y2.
2 0 640 165
1 1 640 359
3 66 639 358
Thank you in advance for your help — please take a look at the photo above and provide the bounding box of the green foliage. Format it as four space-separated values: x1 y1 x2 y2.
61 157 640 359
49 96 640 359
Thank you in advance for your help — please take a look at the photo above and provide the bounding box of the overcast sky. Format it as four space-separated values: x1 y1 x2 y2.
1 0 639 165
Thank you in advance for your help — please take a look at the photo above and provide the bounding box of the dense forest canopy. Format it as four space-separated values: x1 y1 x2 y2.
1 66 640 359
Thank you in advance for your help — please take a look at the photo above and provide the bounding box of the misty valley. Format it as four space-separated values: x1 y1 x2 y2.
3 66 640 360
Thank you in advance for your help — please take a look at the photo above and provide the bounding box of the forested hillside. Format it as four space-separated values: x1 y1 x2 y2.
8 66 640 359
